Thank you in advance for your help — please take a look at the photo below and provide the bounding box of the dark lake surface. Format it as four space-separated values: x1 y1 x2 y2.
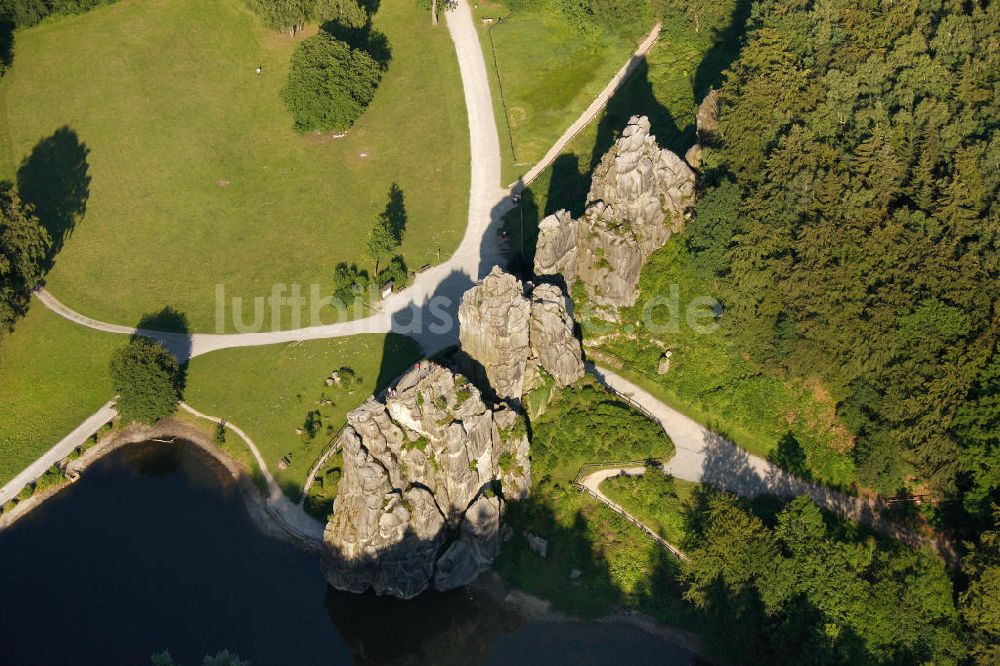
0 441 695 665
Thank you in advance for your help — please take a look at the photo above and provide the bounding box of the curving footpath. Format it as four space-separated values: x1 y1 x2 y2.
587 364 956 561
577 465 688 560
178 403 323 541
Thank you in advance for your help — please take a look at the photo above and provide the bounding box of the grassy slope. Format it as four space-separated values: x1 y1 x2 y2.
475 1 646 184
184 333 420 499
601 473 698 547
0 0 467 331
0 301 122 485
502 8 856 488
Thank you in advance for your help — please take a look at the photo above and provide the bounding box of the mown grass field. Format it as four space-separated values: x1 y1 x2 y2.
475 1 648 184
0 301 122 485
0 0 468 331
184 333 420 499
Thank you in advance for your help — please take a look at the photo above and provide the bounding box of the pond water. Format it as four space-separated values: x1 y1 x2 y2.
0 441 695 665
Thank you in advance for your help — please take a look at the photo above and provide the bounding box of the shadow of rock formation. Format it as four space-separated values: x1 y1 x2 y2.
324 582 523 666
591 58 685 169
692 0 752 102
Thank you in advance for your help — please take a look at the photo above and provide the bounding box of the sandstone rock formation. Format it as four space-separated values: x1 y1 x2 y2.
459 267 584 400
534 115 695 312
457 268 530 401
696 88 720 143
528 283 585 388
322 362 530 598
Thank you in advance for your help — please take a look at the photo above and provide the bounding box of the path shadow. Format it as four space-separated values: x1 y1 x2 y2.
692 0 752 102
388 269 474 355
16 126 90 269
133 306 192 389
590 58 686 170
696 429 959 561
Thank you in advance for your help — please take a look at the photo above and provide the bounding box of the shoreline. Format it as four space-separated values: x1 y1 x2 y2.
0 419 323 553
1 421 708 661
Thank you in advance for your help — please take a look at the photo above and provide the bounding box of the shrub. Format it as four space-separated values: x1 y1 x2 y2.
377 255 409 290
332 263 369 307
282 31 383 133
17 483 34 501
214 421 227 445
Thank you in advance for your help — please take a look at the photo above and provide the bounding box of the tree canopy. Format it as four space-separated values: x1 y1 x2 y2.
0 183 49 333
281 30 383 133
244 0 367 32
109 337 181 425
684 494 965 664
694 0 999 507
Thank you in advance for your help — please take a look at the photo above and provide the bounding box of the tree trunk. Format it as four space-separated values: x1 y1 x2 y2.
431 0 438 26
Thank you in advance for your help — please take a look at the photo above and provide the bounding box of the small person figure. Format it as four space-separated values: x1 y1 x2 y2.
255 65 262 75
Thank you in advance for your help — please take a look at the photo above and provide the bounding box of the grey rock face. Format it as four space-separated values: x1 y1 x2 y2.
534 115 695 311
322 362 529 598
534 210 579 284
529 283 584 387
458 267 531 401
460 267 584 399
696 89 720 143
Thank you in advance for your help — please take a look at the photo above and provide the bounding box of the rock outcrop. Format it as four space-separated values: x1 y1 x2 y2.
528 283 585 388
534 115 695 313
696 88 720 144
459 267 584 400
322 362 529 598
457 268 531 401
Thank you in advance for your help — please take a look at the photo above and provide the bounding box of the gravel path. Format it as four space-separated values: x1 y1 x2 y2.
179 403 324 542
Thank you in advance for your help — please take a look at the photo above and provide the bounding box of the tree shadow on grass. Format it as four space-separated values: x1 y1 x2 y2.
767 431 811 480
380 182 406 243
321 19 391 68
16 126 90 269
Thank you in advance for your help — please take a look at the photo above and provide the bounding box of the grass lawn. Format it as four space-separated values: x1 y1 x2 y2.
0 0 468 331
474 1 648 184
183 333 420 499
0 300 123 485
